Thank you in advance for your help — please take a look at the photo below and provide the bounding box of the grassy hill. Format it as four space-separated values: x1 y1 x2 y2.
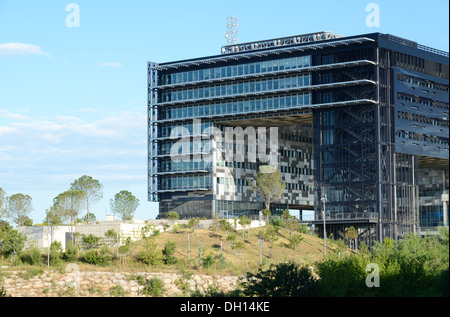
119 224 346 276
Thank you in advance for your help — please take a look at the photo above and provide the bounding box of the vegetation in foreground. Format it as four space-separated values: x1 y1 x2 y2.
0 216 448 297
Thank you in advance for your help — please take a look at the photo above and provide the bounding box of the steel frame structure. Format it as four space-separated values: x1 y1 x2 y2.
148 32 449 246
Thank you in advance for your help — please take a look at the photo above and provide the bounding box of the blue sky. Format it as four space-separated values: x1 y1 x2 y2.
0 0 448 224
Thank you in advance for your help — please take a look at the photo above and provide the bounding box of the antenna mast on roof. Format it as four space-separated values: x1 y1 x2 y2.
224 15 238 45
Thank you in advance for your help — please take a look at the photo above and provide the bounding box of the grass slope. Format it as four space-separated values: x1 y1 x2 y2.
127 225 344 276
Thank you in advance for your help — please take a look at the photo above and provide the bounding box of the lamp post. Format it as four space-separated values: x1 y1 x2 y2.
321 193 327 255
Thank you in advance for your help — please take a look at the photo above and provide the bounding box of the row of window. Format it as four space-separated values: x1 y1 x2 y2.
158 93 312 121
216 160 257 169
157 121 212 139
397 73 449 92
397 92 449 110
158 174 212 190
280 149 313 159
157 159 212 173
215 160 314 176
157 139 212 156
280 132 313 144
396 130 450 146
397 111 450 128
279 165 314 176
159 55 312 86
216 177 313 191
393 51 449 80
158 74 311 103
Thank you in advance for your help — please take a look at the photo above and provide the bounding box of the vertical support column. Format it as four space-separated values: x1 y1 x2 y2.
375 46 383 243
148 62 159 202
443 169 449 227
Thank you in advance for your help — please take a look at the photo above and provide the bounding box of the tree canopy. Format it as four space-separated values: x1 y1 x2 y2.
6 193 33 226
247 165 286 211
110 190 139 221
70 175 103 223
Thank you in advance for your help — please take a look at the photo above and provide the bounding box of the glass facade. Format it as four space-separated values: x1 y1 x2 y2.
159 55 311 86
158 92 312 121
159 74 311 103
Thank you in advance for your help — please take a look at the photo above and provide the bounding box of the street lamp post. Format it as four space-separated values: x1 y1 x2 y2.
321 194 327 255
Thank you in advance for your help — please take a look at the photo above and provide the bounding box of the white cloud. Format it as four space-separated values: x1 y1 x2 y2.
0 108 147 191
99 62 123 67
0 43 51 57
0 108 29 120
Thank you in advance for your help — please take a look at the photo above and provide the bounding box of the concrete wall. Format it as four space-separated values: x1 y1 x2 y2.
18 219 266 251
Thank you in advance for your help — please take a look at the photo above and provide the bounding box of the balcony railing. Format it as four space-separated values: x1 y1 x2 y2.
298 212 379 223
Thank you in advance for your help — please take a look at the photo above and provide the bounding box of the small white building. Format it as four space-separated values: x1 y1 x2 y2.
18 218 266 251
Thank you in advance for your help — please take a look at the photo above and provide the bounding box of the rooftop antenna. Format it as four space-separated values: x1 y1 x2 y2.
224 14 238 45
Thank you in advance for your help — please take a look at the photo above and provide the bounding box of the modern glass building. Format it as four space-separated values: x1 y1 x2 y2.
148 32 449 245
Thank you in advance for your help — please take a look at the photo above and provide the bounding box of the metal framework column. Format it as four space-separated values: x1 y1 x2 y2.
148 62 159 202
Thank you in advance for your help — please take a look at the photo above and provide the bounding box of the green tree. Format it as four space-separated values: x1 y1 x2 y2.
6 193 33 226
260 225 279 249
53 190 86 242
138 238 163 265
44 206 64 225
70 175 103 223
242 262 318 297
82 234 101 250
162 240 178 265
261 209 271 222
247 166 286 211
288 233 304 250
64 241 79 262
238 215 251 238
49 241 63 266
167 211 179 221
344 226 358 249
141 276 165 297
281 209 291 220
1 226 26 258
188 218 200 234
110 190 140 221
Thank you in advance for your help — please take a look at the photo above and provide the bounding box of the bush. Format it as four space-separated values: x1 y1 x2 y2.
63 241 79 262
162 241 178 265
82 234 101 250
202 254 215 268
49 241 63 266
20 247 43 266
83 247 112 266
141 276 165 297
242 262 318 297
138 238 162 265
219 220 234 232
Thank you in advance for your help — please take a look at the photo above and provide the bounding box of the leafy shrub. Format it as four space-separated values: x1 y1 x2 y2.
83 246 112 266
162 241 177 265
82 234 101 250
108 285 129 297
242 262 318 297
219 220 234 232
202 254 215 268
141 277 165 297
269 217 285 228
63 241 79 262
0 286 10 297
49 241 63 266
20 247 43 266
138 238 162 265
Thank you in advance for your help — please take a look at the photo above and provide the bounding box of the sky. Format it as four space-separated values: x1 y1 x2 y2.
0 0 448 224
